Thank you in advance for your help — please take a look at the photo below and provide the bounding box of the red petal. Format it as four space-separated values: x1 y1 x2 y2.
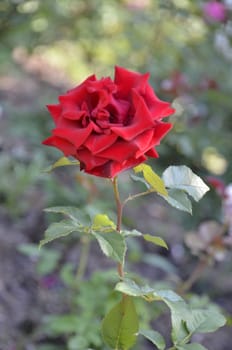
152 122 172 144
58 76 96 112
144 84 175 118
114 66 150 97
84 133 118 154
111 90 153 140
76 148 107 171
97 139 138 162
86 155 147 178
47 104 62 124
42 136 76 156
52 123 93 149
144 122 172 158
145 148 159 158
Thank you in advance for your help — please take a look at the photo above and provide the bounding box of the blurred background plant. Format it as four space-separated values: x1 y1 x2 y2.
0 0 232 349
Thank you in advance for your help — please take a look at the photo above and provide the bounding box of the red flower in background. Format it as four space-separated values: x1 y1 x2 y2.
207 176 226 198
203 1 227 23
43 66 174 178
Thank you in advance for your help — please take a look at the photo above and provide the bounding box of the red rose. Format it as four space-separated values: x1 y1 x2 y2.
43 66 174 178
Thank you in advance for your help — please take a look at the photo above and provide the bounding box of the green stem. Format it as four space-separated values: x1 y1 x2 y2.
122 189 156 208
76 235 91 281
112 177 124 279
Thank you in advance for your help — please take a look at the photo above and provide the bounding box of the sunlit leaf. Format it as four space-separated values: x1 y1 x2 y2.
134 164 168 196
160 189 192 214
92 214 116 231
162 166 209 201
39 220 81 247
143 234 168 249
44 157 79 173
139 329 166 350
130 174 150 188
93 231 126 263
101 296 139 350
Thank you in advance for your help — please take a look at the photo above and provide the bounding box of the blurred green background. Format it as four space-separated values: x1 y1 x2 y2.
0 0 231 349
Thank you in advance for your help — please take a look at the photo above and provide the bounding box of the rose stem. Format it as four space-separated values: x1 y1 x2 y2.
76 235 91 282
122 188 156 206
112 176 124 279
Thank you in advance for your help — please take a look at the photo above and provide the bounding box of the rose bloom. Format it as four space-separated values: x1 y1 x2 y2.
43 66 174 178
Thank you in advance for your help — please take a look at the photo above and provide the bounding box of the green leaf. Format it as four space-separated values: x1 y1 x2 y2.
176 344 208 350
143 234 168 249
115 279 190 343
44 157 79 172
130 174 150 189
153 289 184 303
115 279 155 301
160 189 192 214
139 329 166 350
134 164 168 196
162 166 209 201
44 206 87 225
92 214 116 231
115 279 184 304
40 220 81 247
115 278 155 301
101 296 139 350
152 291 189 344
186 308 226 334
93 231 126 263
169 306 190 344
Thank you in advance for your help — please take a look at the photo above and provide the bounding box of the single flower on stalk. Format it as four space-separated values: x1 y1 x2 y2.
43 66 175 178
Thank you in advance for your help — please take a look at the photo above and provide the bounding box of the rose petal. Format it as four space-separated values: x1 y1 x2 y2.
132 129 154 158
146 147 159 158
84 133 118 153
144 85 175 118
58 75 96 112
47 104 62 124
86 155 147 178
76 148 108 171
114 66 150 97
97 139 139 162
152 122 173 144
111 90 153 140
52 123 93 149
67 74 96 95
62 109 88 121
42 136 76 156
